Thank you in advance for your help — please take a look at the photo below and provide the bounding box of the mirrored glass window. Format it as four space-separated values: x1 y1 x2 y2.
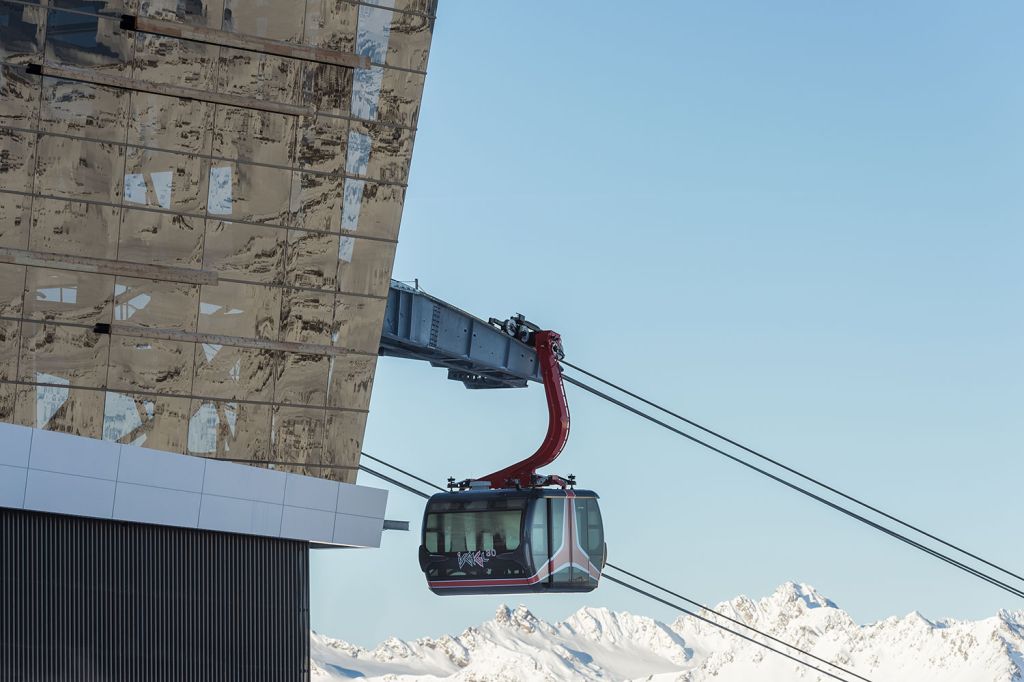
108 335 195 394
202 220 285 284
45 9 133 74
0 1 46 64
0 64 42 128
0 192 33 249
24 268 114 324
30 198 120 259
192 344 275 401
186 399 271 459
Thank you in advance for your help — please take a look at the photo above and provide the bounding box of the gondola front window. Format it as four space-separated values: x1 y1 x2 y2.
425 509 523 554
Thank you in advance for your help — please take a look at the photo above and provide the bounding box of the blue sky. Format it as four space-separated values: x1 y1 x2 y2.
312 1 1024 646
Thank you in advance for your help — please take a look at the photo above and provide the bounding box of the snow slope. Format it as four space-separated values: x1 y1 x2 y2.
311 582 1024 681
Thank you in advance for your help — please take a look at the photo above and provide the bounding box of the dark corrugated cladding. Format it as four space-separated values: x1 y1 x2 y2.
0 508 310 682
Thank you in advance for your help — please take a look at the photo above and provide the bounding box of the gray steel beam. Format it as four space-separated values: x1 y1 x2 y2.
379 281 541 389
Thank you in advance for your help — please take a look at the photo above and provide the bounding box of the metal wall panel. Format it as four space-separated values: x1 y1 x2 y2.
0 507 310 682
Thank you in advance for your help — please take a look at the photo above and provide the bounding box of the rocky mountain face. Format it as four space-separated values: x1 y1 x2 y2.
311 582 1024 681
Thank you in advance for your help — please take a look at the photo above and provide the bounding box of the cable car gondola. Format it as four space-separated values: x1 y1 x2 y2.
418 322 606 595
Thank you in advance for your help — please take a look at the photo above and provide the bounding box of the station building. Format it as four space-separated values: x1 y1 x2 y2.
0 0 435 678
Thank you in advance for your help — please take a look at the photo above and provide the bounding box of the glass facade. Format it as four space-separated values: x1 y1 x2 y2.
0 0 435 483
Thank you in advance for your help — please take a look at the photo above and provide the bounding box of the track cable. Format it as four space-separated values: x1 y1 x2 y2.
560 374 1024 600
562 359 1024 586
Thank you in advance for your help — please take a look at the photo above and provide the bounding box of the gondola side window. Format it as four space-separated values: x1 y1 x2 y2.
425 510 523 554
576 498 604 566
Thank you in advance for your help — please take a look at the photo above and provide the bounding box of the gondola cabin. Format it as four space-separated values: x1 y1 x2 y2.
419 488 605 595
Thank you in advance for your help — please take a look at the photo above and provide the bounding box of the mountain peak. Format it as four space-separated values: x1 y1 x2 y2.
772 581 838 610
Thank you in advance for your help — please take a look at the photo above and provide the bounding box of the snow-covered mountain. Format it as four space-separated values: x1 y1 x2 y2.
310 582 1024 681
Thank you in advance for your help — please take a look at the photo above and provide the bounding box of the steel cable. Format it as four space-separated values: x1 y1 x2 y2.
562 359 1024 586
560 374 1024 600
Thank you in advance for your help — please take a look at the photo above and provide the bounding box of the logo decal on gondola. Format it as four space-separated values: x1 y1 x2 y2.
457 550 495 569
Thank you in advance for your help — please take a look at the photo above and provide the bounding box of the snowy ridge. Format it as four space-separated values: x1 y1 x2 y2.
311 582 1024 681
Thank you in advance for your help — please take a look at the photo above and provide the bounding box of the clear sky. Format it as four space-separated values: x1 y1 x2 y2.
311 1 1024 646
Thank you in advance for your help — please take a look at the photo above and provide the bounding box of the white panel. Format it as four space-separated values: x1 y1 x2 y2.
118 445 206 493
0 422 33 468
202 459 287 504
198 494 282 536
336 481 387 519
280 506 335 543
332 512 383 548
0 464 28 508
24 469 116 519
283 473 339 513
29 429 121 480
113 482 202 527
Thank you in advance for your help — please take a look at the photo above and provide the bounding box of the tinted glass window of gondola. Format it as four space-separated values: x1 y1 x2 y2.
424 509 523 554
576 498 604 564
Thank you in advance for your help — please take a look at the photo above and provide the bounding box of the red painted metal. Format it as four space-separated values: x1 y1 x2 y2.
477 330 570 488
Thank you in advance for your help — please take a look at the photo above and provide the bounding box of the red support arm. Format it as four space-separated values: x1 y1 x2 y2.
477 330 570 489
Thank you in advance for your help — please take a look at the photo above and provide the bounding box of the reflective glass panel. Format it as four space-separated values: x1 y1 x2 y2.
113 277 199 330
0 64 42 128
296 114 347 173
30 198 120 259
271 405 325 471
0 128 37 194
107 335 195 394
0 319 20 382
197 280 280 340
286 229 339 290
206 161 291 225
45 9 133 74
118 208 204 267
339 179 403 240
0 1 46 64
347 121 412 183
24 267 114 324
331 294 385 353
34 134 125 202
186 399 271 459
14 383 105 437
0 264 26 316
290 171 342 233
280 288 333 344
18 321 110 387
217 47 301 105
322 408 368 479
222 0 303 43
301 63 352 117
335 236 395 297
213 106 296 166
41 76 129 141
133 33 218 91
274 352 328 406
139 0 224 27
325 353 375 411
192 344 275 401
128 90 214 155
202 220 285 284
102 391 189 452
0 190 33 248
124 147 208 213
302 0 356 53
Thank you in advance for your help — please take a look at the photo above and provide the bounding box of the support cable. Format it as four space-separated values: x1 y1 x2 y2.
562 360 1024 586
560 374 1024 600
357 451 871 682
